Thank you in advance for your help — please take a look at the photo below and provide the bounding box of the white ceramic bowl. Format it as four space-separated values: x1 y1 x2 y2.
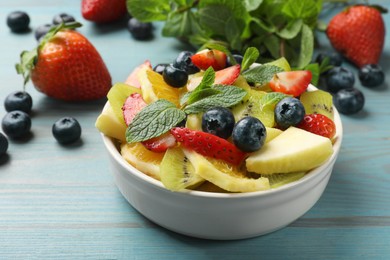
101 86 343 240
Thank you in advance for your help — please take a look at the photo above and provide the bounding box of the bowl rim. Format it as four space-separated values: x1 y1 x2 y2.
102 85 343 199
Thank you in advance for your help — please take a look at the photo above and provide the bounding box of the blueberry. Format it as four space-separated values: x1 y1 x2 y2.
202 107 235 139
232 116 267 153
4 91 33 113
127 18 153 40
0 133 8 156
275 97 305 129
153 63 169 75
7 11 30 32
35 24 53 41
326 66 355 93
162 64 188 88
52 117 82 144
358 64 385 88
53 13 75 25
334 88 365 115
315 52 343 67
227 54 244 67
1 111 31 139
173 51 199 75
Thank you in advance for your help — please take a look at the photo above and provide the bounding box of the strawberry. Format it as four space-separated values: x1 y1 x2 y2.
142 132 177 153
269 70 312 97
16 22 111 101
81 0 127 23
170 127 246 165
124 60 152 89
297 114 336 139
326 5 385 68
122 93 148 126
191 49 227 71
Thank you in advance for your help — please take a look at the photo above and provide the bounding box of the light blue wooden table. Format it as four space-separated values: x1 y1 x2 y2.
1 1 389 259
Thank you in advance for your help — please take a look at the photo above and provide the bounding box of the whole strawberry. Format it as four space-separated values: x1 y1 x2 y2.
82 0 127 23
326 5 386 68
16 22 111 101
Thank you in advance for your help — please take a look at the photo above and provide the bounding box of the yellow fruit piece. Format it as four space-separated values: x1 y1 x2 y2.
233 75 252 91
139 69 182 106
120 142 164 181
265 127 283 143
185 113 203 131
246 127 333 175
95 104 127 142
184 150 270 192
264 57 291 71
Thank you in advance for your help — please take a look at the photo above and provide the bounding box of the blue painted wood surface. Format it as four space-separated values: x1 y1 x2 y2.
0 1 389 259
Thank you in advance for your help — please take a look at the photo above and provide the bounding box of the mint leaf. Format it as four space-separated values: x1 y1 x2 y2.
296 24 313 68
127 0 170 22
126 99 186 143
241 47 259 71
162 10 192 37
242 65 284 85
304 62 320 86
243 0 263 12
198 5 234 36
276 19 303 39
184 85 247 114
260 92 288 109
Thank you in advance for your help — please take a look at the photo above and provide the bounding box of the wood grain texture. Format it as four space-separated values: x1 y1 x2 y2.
1 1 390 259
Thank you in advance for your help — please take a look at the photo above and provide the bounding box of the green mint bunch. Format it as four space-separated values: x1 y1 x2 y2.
126 0 323 68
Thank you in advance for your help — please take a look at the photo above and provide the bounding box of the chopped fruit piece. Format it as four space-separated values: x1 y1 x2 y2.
191 49 227 71
170 127 246 166
95 104 127 142
269 70 312 97
300 90 334 120
124 60 152 88
297 114 336 139
246 127 333 175
215 64 240 85
264 57 291 72
122 93 148 126
142 132 177 153
184 149 270 192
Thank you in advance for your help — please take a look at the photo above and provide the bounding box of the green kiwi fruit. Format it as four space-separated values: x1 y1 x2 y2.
160 147 205 191
300 90 334 120
266 171 306 188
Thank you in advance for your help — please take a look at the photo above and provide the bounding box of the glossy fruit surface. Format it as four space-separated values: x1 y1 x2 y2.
297 114 336 139
53 13 76 24
4 91 33 113
122 93 147 126
52 117 82 144
333 88 364 115
201 107 235 139
34 24 53 41
81 0 127 23
232 116 267 153
0 133 8 156
358 64 385 88
7 11 30 32
153 63 169 75
1 111 31 139
191 49 227 71
127 18 153 40
269 70 312 97
326 67 355 93
315 52 343 67
162 64 188 88
173 51 199 74
274 97 305 129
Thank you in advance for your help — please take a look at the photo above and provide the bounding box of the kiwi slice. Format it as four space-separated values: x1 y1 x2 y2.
107 83 141 124
300 90 334 119
266 171 306 188
160 147 205 191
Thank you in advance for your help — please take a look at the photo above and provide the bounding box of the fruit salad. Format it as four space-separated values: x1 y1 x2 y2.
96 47 337 193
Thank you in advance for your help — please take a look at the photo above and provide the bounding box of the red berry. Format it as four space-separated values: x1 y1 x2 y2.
141 132 177 153
269 70 312 97
297 114 336 139
81 0 127 23
191 49 227 71
122 93 147 126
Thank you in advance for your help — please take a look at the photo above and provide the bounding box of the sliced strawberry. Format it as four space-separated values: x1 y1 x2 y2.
191 49 227 71
122 93 147 126
215 64 240 85
142 132 177 153
124 60 152 89
297 114 336 139
269 70 312 97
170 127 246 166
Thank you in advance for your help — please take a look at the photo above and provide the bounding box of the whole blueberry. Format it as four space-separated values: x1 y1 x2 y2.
34 24 53 41
153 63 169 75
358 64 385 88
127 18 153 40
52 117 82 144
227 54 244 67
4 91 33 113
173 51 199 75
275 97 305 129
334 88 365 115
1 111 31 139
0 133 9 156
163 64 188 88
326 67 355 93
7 11 30 32
53 13 75 25
232 116 267 153
202 107 235 139
315 52 343 67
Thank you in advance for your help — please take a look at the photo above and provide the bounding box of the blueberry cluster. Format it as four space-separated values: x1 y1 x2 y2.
316 52 385 115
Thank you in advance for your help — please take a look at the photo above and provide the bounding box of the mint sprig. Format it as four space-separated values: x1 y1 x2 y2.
242 65 284 85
